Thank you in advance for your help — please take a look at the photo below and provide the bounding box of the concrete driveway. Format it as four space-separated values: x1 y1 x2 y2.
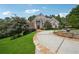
33 30 79 54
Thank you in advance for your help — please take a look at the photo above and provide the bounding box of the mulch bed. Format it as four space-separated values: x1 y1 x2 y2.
54 31 79 40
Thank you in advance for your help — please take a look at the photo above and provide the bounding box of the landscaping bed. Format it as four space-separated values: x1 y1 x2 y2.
54 31 79 40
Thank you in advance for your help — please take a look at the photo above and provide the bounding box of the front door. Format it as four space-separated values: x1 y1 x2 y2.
36 21 40 29
37 25 40 29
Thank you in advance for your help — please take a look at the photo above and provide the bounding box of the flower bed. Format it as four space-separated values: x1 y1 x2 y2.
54 31 79 39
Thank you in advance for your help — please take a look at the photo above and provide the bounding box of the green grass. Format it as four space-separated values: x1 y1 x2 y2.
0 32 36 54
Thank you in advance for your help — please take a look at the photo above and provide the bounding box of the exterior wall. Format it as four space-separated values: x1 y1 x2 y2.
34 21 37 29
32 15 59 29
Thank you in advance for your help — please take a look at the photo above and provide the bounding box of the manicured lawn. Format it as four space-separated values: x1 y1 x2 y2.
0 32 36 54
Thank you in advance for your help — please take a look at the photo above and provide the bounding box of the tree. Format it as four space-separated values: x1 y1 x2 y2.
0 14 36 39
28 15 36 22
54 14 66 29
66 5 79 28
67 15 78 28
0 16 30 39
55 15 61 21
45 15 55 18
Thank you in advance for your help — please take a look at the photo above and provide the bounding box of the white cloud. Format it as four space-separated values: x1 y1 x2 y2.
59 13 68 17
55 14 58 16
2 11 13 15
55 13 68 17
25 9 40 14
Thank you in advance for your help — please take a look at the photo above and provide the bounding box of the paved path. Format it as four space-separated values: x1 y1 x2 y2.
33 30 79 54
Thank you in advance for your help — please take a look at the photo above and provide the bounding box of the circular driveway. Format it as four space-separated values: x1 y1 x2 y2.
33 30 79 54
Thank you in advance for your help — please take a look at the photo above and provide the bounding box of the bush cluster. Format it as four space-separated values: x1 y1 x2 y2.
0 16 35 39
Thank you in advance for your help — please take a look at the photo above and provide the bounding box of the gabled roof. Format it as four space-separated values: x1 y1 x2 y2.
33 15 47 21
32 14 59 24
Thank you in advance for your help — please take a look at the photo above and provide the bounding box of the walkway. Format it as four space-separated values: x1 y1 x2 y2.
33 30 79 54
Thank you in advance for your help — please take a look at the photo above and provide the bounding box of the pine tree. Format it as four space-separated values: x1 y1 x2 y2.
67 5 79 28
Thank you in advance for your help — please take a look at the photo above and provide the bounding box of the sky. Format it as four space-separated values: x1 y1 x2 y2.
0 4 76 19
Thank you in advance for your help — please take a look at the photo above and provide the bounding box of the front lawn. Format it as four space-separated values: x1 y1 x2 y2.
0 32 36 54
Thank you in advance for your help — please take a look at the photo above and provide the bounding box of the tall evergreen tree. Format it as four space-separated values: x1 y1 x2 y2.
67 5 79 28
